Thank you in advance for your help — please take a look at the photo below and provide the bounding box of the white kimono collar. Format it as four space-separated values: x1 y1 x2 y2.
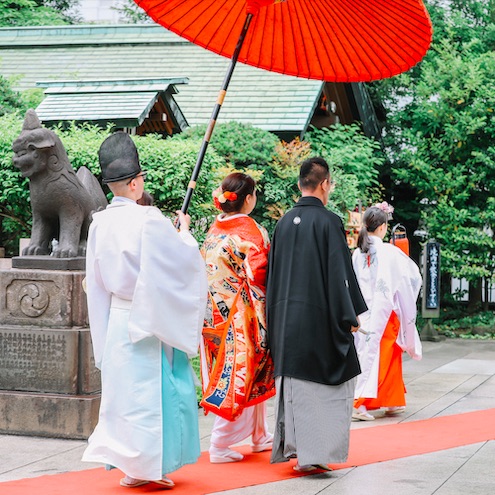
217 213 249 222
107 196 137 208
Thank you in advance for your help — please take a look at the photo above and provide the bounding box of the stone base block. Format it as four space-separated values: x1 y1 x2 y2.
0 390 100 439
0 267 87 327
12 256 85 271
0 327 100 394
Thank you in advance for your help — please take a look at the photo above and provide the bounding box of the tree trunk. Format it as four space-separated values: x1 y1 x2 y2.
468 278 482 313
440 272 451 307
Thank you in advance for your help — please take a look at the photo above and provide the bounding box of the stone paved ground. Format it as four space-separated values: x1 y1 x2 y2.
1 339 495 495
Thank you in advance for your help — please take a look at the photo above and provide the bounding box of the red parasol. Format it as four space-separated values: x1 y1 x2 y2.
135 0 432 212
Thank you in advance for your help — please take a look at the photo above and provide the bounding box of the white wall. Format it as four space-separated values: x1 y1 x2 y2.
451 278 495 303
78 0 122 23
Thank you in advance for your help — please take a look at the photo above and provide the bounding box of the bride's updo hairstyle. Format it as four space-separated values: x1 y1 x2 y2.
217 172 256 214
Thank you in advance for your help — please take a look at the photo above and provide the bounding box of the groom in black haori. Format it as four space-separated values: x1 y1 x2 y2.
266 156 367 472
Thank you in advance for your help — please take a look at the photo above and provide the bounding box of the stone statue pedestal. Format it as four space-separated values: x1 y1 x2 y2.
0 258 100 439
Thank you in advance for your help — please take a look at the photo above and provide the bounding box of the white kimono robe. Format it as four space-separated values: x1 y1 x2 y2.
82 197 207 480
352 236 422 399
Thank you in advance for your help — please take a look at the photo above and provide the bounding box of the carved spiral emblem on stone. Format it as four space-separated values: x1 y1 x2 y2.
19 283 50 317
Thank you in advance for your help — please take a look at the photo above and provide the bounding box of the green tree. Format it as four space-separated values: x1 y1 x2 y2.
57 125 227 242
0 76 25 116
377 0 495 308
305 124 383 205
0 75 43 117
177 121 281 231
0 0 69 26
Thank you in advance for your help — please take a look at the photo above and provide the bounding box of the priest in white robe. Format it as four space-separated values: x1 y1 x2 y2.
82 132 207 489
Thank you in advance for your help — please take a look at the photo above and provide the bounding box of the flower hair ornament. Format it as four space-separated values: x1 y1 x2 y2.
374 201 394 219
213 187 238 210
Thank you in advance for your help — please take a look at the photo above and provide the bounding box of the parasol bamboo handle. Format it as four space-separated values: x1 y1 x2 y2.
180 13 254 215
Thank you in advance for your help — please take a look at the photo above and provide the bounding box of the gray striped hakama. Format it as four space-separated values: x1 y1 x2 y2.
270 376 356 466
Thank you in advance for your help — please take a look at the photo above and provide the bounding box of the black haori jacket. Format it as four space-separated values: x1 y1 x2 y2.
266 196 367 386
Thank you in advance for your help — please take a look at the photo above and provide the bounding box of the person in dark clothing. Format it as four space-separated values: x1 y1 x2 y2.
266 156 367 472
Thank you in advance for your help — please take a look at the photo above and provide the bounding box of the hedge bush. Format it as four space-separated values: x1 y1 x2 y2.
0 115 384 255
0 113 30 254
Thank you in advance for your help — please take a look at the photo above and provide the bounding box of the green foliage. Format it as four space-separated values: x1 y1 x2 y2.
56 123 105 176
257 134 373 227
132 133 225 241
434 310 495 339
258 137 308 227
56 125 226 216
179 121 383 233
20 88 45 112
305 124 383 197
0 112 382 254
0 0 69 26
41 1 81 23
375 1 495 285
178 121 279 168
0 75 44 117
0 113 30 254
305 124 385 218
0 76 25 117
174 121 282 233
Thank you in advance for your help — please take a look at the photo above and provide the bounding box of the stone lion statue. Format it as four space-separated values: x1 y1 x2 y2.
12 109 108 258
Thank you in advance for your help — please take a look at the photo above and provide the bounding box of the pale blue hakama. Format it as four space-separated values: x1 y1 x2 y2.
83 302 200 480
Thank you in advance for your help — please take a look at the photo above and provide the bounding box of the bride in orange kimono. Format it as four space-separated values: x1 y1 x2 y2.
200 172 275 464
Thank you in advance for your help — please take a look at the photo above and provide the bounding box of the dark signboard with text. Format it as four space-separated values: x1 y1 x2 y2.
422 241 440 317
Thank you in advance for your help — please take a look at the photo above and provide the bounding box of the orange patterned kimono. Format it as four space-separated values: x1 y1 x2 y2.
200 214 275 421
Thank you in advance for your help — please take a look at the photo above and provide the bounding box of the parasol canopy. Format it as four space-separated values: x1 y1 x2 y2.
135 0 432 82
134 0 432 213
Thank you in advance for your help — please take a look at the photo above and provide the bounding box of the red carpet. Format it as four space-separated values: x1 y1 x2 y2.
2 408 495 495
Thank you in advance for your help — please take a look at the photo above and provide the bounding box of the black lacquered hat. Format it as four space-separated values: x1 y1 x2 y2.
99 131 141 184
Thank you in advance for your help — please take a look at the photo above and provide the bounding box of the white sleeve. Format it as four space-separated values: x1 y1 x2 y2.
128 210 208 356
85 222 111 369
396 255 423 360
